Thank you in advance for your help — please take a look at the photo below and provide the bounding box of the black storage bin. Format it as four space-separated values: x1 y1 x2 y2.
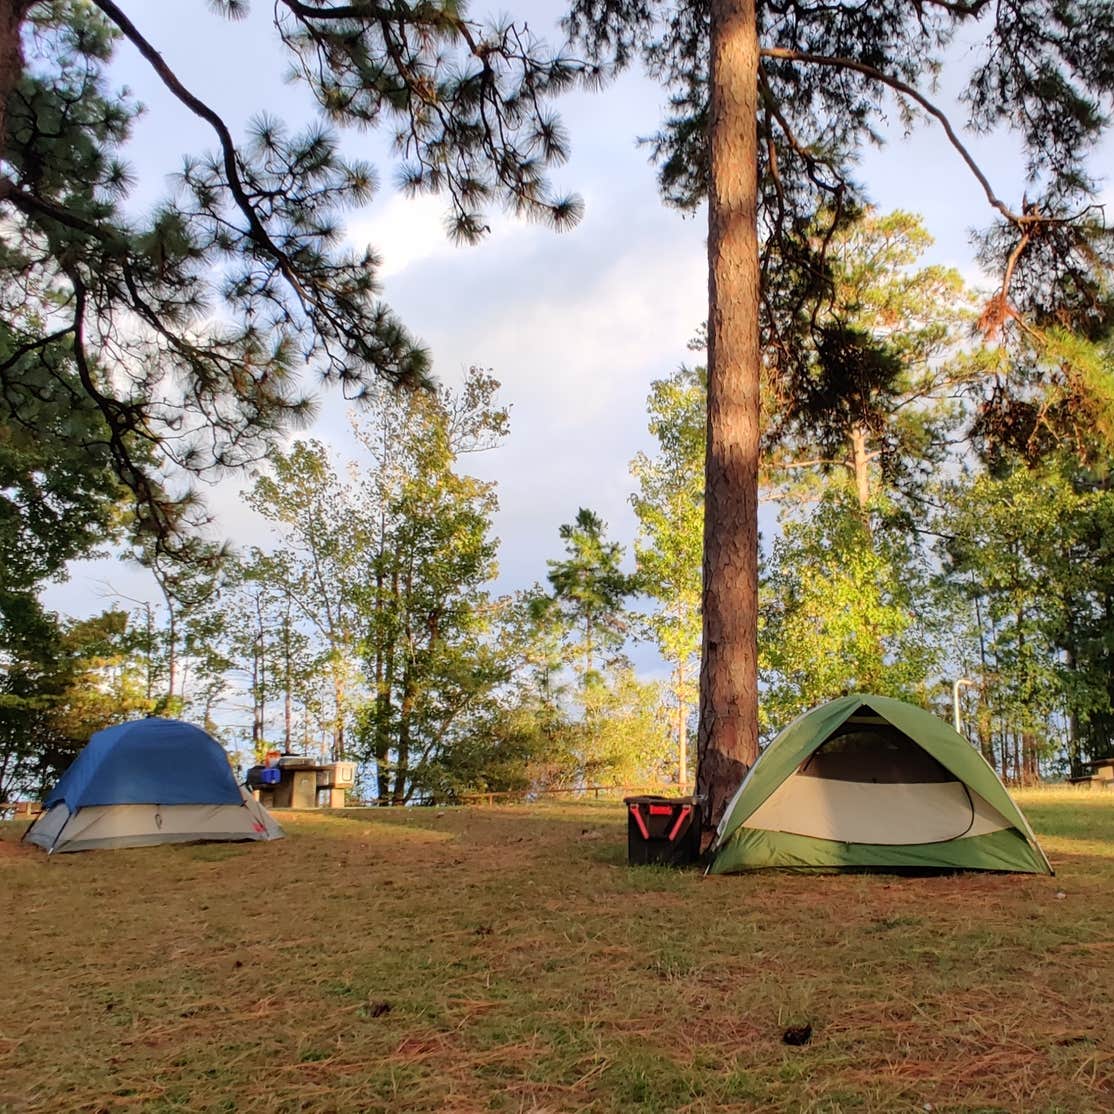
623 795 699 866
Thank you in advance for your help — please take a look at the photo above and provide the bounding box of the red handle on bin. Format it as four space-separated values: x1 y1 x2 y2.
629 803 650 839
666 805 692 842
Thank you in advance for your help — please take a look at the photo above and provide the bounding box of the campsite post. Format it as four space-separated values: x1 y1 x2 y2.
952 678 976 736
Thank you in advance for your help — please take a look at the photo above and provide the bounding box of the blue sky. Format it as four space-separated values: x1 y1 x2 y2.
42 2 1113 643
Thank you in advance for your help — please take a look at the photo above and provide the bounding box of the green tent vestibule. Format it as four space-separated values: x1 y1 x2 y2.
709 694 1052 875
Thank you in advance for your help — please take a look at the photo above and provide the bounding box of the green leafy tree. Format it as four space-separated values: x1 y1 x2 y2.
180 601 237 742
419 693 572 800
767 210 984 515
135 538 226 715
352 369 511 802
247 442 361 758
630 366 704 788
938 460 1114 781
760 490 940 732
546 508 636 687
537 511 671 788
421 588 598 800
578 668 673 787
0 278 128 654
213 557 324 759
242 371 511 793
0 604 148 800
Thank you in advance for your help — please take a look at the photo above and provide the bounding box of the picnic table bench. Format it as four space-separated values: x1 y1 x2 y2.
1069 758 1114 788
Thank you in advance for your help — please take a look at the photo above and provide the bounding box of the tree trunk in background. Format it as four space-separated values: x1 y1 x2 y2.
676 655 687 792
696 0 761 844
251 634 265 759
0 2 31 159
332 666 345 760
977 699 995 771
374 569 399 801
1023 732 1039 785
849 425 872 512
143 604 155 703
1063 643 1081 777
282 614 293 751
393 566 415 805
166 608 177 704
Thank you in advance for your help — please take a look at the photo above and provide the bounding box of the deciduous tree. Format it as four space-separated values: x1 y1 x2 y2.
631 366 704 789
767 210 983 517
352 369 510 801
760 489 940 730
938 459 1114 781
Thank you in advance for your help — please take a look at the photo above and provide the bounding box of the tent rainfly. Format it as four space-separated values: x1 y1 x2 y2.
709 694 1052 875
24 718 283 853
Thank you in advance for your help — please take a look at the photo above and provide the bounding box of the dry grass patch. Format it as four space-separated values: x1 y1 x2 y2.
1 790 1112 1112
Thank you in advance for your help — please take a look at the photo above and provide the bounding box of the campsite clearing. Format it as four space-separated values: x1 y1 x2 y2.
2 789 1112 1113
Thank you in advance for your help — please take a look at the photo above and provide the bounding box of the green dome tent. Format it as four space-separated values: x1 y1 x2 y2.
709 694 1052 875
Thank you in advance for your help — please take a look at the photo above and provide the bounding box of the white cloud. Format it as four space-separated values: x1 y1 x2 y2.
345 192 454 279
345 192 538 280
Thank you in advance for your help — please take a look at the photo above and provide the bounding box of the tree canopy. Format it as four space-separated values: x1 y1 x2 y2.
4 1 1114 826
0 0 595 558
561 0 1114 831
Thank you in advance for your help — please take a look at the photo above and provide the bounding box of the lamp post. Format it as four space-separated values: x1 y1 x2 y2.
952 677 976 736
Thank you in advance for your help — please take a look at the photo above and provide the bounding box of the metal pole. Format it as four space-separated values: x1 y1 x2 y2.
952 677 975 735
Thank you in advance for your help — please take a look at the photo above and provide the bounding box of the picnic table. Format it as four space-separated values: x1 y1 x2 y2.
1069 758 1114 788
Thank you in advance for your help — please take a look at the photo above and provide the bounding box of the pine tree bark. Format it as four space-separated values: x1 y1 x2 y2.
0 1 31 161
696 0 761 842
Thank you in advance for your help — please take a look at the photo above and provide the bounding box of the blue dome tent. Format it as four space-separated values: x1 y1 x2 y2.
25 718 283 853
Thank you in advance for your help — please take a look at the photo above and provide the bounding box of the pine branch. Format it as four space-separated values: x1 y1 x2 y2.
91 1 317 308
0 324 75 376
760 46 1020 226
0 174 126 244
911 0 992 14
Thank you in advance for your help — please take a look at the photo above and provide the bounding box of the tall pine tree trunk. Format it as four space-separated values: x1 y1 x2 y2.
697 0 761 842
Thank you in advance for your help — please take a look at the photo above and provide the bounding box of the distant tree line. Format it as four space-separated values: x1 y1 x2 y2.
5 204 1114 801
4 3 1114 808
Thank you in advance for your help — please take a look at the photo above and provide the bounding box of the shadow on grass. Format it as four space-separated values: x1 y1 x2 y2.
322 800 631 838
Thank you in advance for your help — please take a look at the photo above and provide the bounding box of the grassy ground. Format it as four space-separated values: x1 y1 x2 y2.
1 788 1112 1113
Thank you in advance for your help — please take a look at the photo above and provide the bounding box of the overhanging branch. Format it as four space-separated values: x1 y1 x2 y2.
92 0 315 308
760 46 1021 227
